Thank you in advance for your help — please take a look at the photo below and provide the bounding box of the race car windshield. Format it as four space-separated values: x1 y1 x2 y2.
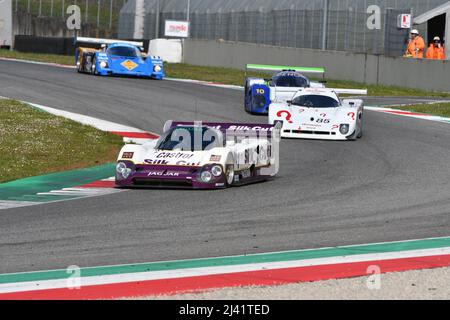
292 95 339 108
156 127 222 151
108 46 141 58
273 75 308 87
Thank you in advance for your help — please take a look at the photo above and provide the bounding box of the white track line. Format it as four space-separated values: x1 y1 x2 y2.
37 188 121 196
0 201 41 210
0 57 76 69
26 102 149 134
366 106 450 124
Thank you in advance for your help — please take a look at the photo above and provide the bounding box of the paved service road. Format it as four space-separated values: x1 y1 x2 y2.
0 60 449 273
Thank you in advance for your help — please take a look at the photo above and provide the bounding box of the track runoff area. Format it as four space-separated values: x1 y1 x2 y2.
0 57 449 301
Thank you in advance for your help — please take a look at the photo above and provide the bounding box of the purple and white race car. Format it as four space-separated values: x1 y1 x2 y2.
115 121 280 189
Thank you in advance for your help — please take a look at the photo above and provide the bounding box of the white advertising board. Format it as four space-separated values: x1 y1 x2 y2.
164 20 190 38
398 14 412 29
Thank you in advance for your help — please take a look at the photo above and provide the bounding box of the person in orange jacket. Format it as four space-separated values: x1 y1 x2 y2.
405 29 425 58
426 36 446 60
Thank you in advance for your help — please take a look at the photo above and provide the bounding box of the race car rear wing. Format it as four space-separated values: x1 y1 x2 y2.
74 36 143 47
330 88 368 95
246 64 325 75
164 121 281 138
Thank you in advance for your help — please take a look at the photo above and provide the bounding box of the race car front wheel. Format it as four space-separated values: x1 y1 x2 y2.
225 164 234 187
76 56 82 73
357 114 364 139
90 57 97 75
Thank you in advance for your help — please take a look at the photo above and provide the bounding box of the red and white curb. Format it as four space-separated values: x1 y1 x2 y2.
1 248 448 295
0 237 449 299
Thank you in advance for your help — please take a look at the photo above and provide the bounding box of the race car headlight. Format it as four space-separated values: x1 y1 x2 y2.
116 162 132 179
340 124 350 135
211 165 223 177
99 61 108 68
200 171 213 183
153 65 162 72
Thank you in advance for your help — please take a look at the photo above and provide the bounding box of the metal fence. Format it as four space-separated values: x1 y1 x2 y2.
15 0 127 29
119 0 449 55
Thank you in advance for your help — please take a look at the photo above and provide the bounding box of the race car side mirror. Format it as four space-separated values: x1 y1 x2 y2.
287 100 292 105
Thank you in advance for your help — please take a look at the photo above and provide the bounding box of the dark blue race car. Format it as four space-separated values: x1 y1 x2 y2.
75 37 164 80
244 64 326 114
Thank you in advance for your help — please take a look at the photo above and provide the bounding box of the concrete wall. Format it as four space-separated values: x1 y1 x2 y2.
12 12 117 40
183 39 450 92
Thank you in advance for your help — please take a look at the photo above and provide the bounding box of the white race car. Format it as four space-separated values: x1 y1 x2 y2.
115 121 280 189
268 88 367 140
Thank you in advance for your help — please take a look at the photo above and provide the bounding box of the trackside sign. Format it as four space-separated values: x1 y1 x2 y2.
164 20 190 38
0 0 12 48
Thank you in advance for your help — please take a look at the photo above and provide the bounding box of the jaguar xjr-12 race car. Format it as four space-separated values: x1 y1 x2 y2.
244 64 327 114
75 37 164 79
268 88 367 140
115 121 281 189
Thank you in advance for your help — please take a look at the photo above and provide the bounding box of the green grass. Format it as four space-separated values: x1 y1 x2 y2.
0 99 123 183
388 103 450 118
0 49 74 65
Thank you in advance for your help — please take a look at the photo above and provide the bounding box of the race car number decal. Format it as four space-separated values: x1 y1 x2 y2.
256 89 265 94
121 152 134 159
210 155 221 162
276 110 293 123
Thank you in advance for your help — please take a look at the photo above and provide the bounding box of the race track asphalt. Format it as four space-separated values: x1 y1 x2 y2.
0 60 449 273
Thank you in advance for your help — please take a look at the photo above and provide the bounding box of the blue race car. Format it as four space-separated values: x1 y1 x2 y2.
244 64 326 114
75 37 164 80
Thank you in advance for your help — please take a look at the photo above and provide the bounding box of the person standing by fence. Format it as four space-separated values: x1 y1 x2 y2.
426 36 446 60
405 29 425 58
